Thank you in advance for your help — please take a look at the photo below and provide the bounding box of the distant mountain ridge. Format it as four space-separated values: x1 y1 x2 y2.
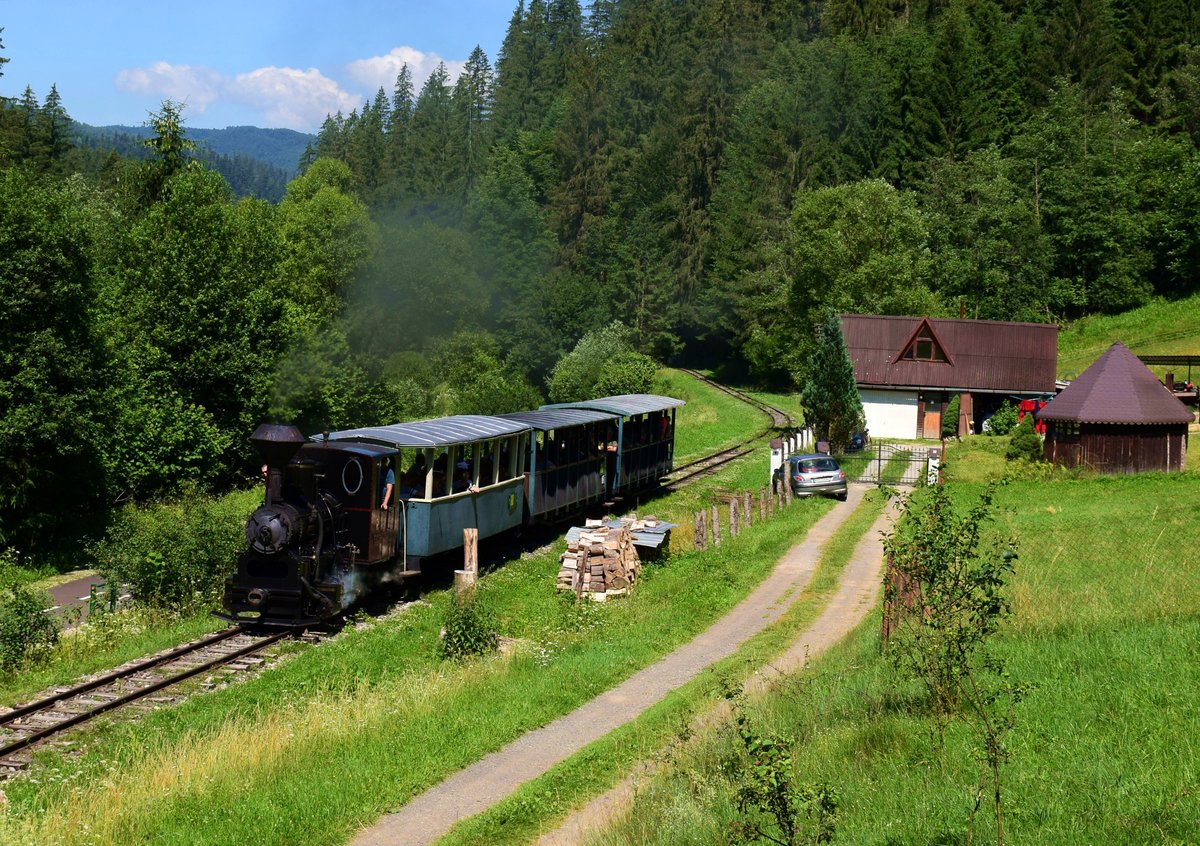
79 123 314 174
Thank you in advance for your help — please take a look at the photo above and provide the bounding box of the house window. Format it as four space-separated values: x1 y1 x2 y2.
903 334 946 362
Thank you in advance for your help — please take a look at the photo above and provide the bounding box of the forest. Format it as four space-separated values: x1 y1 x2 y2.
1 0 1199 551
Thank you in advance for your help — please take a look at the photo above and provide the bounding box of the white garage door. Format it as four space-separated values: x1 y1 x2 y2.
859 389 918 440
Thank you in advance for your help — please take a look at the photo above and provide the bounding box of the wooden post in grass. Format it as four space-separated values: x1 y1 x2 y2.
455 528 479 596
694 510 708 551
711 504 722 546
758 488 767 522
784 478 793 506
742 492 752 527
729 497 739 537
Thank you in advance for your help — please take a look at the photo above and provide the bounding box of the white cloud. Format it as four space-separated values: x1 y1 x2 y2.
346 46 465 94
113 61 361 131
113 46 470 132
230 66 361 131
114 61 223 113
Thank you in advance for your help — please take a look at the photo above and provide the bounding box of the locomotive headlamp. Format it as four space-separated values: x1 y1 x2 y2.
247 588 267 607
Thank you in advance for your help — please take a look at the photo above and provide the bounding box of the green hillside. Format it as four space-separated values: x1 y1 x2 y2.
1058 292 1200 379
78 123 313 173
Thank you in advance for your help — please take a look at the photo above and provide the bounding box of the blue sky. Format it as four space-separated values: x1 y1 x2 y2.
0 1 515 132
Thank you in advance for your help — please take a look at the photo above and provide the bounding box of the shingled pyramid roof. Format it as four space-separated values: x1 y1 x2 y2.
1038 342 1194 425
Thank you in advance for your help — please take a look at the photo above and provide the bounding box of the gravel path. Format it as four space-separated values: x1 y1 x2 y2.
350 485 874 846
536 497 895 845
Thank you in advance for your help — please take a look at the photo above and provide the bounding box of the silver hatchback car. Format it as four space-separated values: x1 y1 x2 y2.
776 454 848 501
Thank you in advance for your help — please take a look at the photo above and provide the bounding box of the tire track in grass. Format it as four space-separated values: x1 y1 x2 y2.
533 494 895 846
349 487 870 846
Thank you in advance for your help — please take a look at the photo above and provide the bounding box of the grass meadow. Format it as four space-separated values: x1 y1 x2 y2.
655 369 768 462
1057 291 1200 379
583 471 1200 845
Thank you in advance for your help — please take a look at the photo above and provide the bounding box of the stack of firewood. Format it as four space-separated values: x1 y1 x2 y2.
556 516 650 600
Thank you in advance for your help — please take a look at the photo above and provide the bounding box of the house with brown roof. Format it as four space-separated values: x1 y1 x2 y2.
839 314 1058 440
1038 341 1192 473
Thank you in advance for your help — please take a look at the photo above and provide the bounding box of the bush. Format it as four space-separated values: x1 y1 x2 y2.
0 585 60 671
1006 414 1044 463
439 592 498 661
548 322 658 403
91 487 260 611
985 401 1019 435
942 395 961 438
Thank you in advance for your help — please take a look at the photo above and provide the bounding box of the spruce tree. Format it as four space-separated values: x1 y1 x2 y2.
801 309 865 451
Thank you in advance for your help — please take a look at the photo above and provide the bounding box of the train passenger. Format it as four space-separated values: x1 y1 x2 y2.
452 461 478 494
381 458 395 511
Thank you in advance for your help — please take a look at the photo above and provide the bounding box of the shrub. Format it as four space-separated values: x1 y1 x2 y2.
439 592 498 661
942 395 961 438
1006 415 1044 462
0 585 60 671
986 401 1019 436
91 487 259 611
548 322 658 403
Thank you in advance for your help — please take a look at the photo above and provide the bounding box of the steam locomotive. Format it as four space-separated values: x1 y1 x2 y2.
220 395 683 627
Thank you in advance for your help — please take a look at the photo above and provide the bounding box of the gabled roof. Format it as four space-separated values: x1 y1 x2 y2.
840 314 1057 392
1037 342 1194 425
895 317 955 365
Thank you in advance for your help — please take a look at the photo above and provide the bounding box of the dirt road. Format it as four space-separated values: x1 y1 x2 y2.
351 485 887 846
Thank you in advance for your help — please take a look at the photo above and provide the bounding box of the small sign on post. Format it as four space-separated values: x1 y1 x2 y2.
770 437 784 488
927 448 942 486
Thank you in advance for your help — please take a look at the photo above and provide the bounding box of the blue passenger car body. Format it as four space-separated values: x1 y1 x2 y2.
540 394 685 495
319 415 530 564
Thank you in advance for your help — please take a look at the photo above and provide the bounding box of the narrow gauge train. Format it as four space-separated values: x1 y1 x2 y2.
220 394 684 626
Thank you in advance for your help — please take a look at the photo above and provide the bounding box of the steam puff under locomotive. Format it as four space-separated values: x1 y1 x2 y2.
221 395 684 627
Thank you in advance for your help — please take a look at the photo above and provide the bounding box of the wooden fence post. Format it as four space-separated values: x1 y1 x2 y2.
694 510 708 551
711 504 722 546
729 497 739 537
783 479 793 506
758 488 767 522
742 491 752 527
455 528 479 597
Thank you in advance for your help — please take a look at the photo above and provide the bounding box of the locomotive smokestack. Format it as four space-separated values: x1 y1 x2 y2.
250 424 307 505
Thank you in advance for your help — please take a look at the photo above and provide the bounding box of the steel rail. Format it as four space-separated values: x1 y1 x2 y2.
0 627 244 730
0 630 288 760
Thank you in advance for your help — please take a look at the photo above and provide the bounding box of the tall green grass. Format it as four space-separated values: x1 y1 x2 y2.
1058 291 1200 379
0 477 833 846
655 369 769 461
587 473 1200 844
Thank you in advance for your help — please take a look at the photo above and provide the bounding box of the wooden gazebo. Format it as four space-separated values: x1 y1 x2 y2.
1038 342 1193 473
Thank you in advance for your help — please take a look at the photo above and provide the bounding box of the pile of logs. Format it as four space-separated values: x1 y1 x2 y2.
556 516 653 601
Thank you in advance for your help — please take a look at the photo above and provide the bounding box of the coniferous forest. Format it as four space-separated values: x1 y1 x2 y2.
2 0 1199 549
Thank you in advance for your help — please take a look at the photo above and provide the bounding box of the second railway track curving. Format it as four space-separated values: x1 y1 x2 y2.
664 369 793 489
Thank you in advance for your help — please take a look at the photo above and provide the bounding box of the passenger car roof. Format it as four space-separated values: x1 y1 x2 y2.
319 415 530 449
540 394 685 417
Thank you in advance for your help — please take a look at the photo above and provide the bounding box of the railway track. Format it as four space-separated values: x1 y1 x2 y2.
0 627 290 777
676 368 794 430
663 369 794 489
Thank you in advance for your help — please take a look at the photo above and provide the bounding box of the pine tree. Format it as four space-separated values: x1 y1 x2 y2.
40 84 73 170
453 46 495 198
383 65 415 200
407 63 463 213
801 309 865 451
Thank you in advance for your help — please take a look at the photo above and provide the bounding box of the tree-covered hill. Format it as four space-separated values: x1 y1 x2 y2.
80 123 312 173
306 0 1200 386
1 2 1199 549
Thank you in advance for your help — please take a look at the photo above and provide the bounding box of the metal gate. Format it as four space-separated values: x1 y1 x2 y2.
834 443 927 486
